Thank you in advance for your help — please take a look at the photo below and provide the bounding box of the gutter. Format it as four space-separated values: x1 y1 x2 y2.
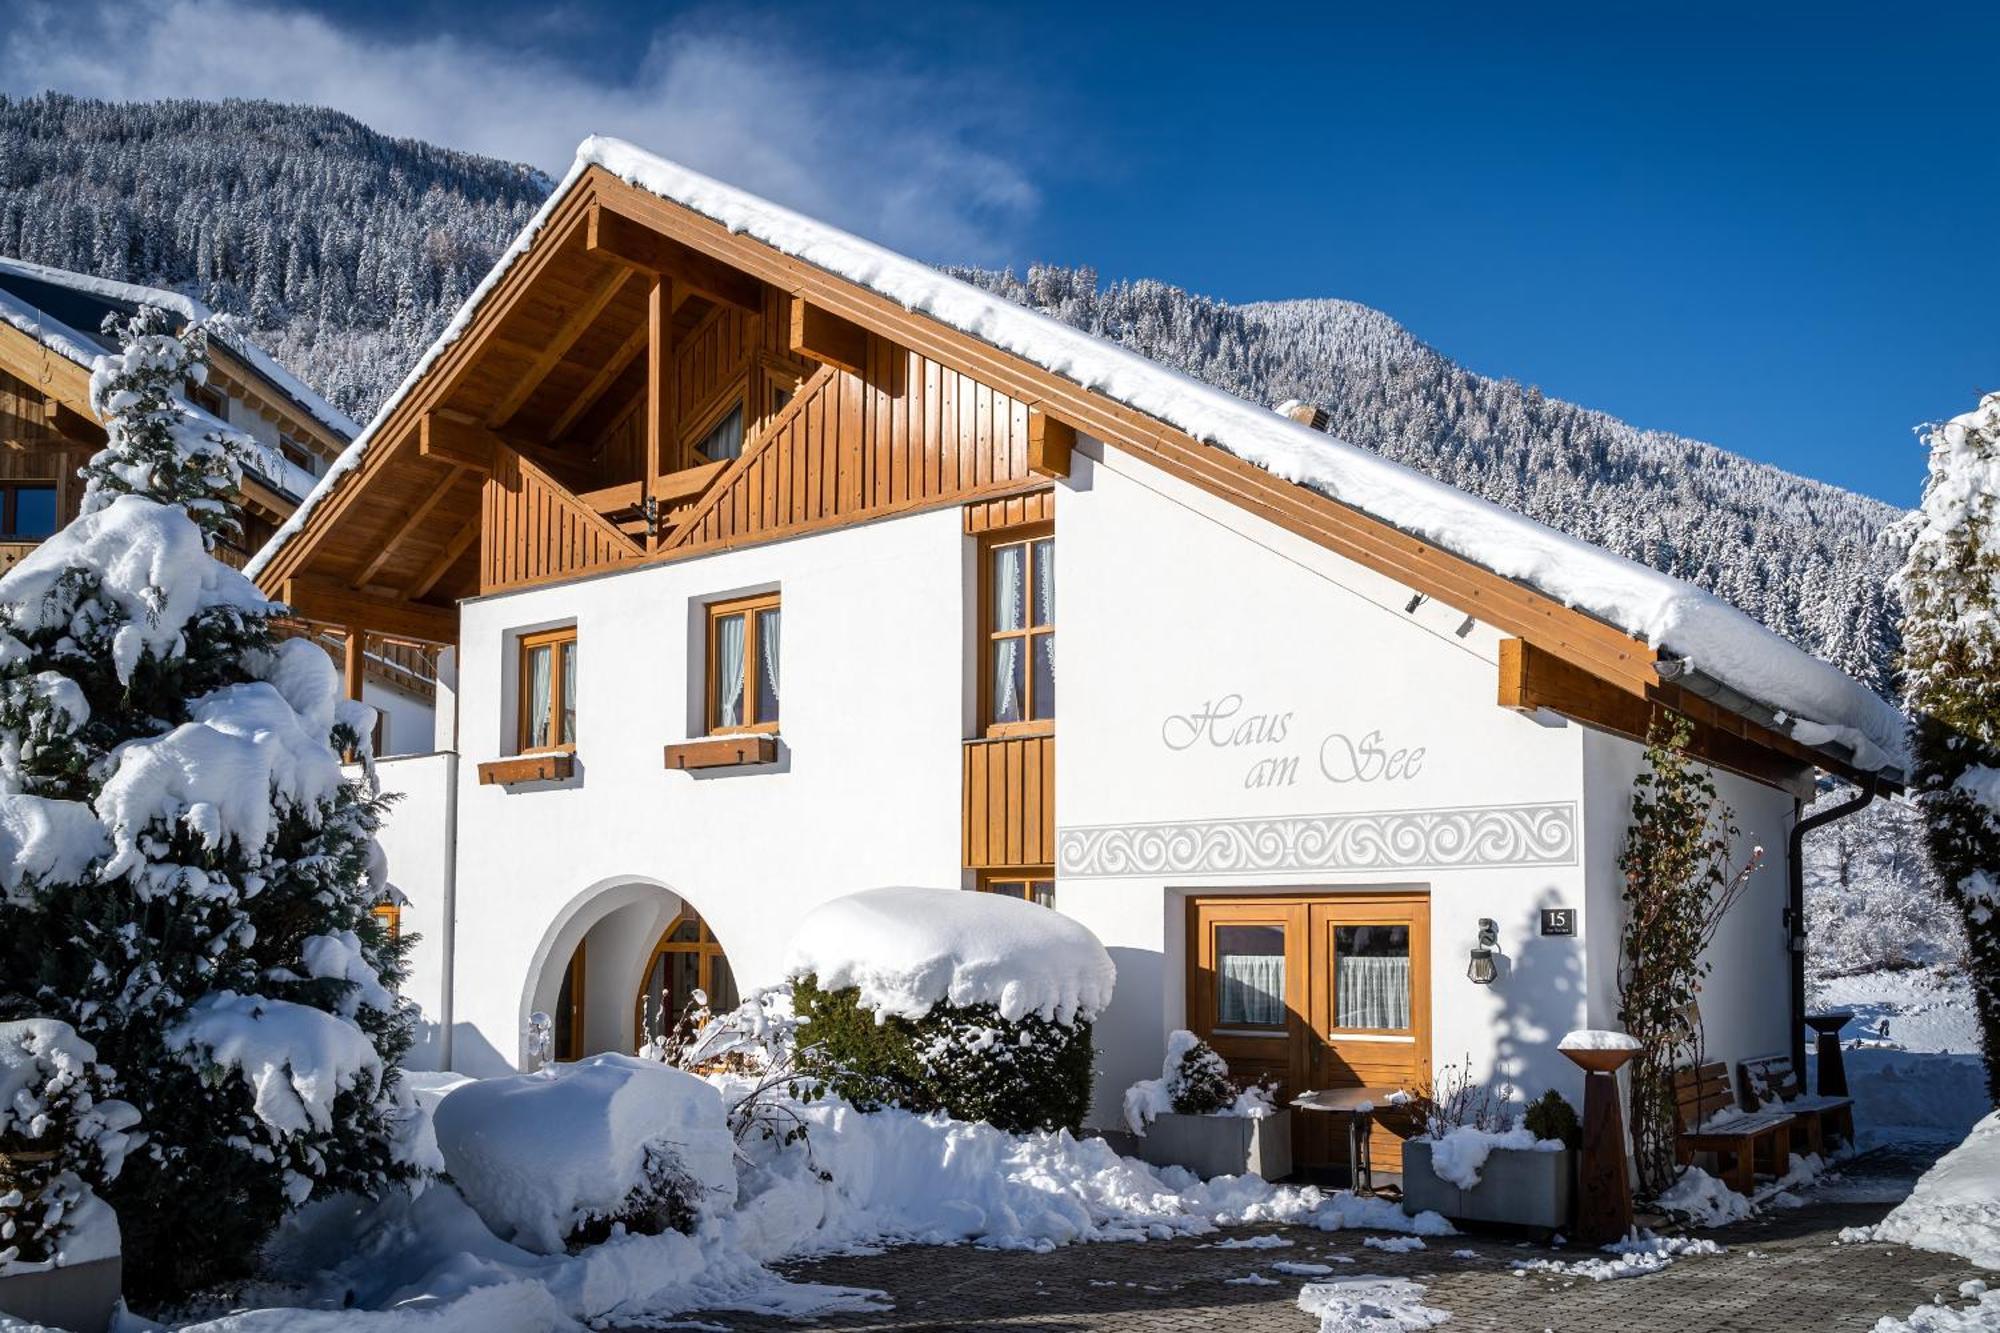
1786 779 1878 1072
1657 659 1907 788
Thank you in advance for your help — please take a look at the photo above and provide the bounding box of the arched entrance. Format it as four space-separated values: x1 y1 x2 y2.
519 879 740 1066
633 907 739 1045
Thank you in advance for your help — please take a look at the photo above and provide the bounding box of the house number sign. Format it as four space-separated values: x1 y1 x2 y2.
1160 694 1426 791
1540 908 1576 937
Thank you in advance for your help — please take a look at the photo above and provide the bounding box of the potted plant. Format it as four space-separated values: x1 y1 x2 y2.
1399 1077 1578 1230
1122 1031 1291 1180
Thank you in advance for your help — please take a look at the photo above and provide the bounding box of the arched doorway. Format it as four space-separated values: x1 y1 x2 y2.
633 907 739 1045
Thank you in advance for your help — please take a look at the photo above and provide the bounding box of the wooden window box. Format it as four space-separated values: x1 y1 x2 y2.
664 734 778 771
477 752 575 786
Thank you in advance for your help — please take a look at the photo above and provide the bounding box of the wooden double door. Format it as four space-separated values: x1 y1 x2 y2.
1186 891 1431 1172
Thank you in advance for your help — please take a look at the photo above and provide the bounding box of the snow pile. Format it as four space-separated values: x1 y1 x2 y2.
1210 1233 1294 1249
1363 1235 1426 1253
725 1092 1450 1258
1295 1276 1450 1331
1557 1029 1642 1053
1865 1111 2000 1268
0 495 271 684
1419 1124 1565 1190
432 1055 737 1254
1123 1028 1275 1134
167 992 383 1143
1871 1286 2000 1333
1511 1235 1722 1282
784 886 1115 1024
1820 1048 1989 1147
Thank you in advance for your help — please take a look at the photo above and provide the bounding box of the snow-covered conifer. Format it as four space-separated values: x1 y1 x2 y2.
0 307 427 1300
1895 391 2000 1101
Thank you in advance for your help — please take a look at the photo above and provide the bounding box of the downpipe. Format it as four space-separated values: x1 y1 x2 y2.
1787 778 1878 1072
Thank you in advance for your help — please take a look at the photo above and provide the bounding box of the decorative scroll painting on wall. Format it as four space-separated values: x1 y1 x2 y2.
1056 802 1579 879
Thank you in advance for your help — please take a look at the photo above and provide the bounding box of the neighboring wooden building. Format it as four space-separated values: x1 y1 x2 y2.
249 139 1906 1163
0 256 436 752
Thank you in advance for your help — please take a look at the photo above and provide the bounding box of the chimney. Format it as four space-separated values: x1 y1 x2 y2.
1275 399 1328 432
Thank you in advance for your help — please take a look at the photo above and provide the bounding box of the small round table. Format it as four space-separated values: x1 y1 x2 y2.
1292 1086 1396 1194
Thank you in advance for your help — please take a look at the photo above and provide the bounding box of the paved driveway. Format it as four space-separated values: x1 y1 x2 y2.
711 1157 1981 1333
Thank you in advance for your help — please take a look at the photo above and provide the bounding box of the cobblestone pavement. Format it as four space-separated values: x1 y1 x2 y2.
703 1187 1982 1333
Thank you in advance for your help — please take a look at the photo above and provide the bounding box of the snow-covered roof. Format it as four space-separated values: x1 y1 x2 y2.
0 255 360 447
257 135 1908 776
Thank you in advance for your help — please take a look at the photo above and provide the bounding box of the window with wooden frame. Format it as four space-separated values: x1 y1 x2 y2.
370 902 401 940
516 627 578 753
0 482 58 540
706 593 779 733
978 870 1054 909
186 380 227 419
691 397 746 465
633 910 737 1043
278 433 317 474
980 527 1054 735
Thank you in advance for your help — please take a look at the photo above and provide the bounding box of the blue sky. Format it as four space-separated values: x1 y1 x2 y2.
8 1 1993 506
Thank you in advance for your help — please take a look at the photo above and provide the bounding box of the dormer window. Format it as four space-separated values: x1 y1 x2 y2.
279 434 316 474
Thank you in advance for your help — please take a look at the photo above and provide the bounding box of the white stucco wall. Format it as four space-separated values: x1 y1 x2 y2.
361 751 457 1070
1055 441 1596 1123
446 507 968 1074
362 677 435 759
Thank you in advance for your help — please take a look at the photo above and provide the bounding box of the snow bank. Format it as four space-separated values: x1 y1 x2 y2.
1420 1124 1564 1190
167 992 383 1142
257 134 1904 775
784 886 1115 1024
431 1055 736 1254
724 1094 1449 1259
1826 1049 1991 1148
1869 1111 2000 1268
0 496 271 684
1871 1286 2000 1333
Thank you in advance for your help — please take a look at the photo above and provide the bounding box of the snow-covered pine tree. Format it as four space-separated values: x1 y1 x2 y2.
0 306 430 1300
1896 391 2000 1103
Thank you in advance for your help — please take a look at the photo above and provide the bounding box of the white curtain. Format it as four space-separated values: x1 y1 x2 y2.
993 545 1025 722
1220 954 1286 1026
559 640 577 744
714 613 745 728
527 644 552 748
1336 956 1410 1030
1033 539 1054 625
758 607 781 715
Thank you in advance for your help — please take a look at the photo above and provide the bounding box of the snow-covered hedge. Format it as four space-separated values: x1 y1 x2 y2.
784 888 1114 1134
431 1055 735 1255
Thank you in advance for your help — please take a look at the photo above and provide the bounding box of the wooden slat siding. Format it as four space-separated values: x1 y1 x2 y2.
963 488 1055 534
480 445 643 592
674 304 756 437
962 734 1055 869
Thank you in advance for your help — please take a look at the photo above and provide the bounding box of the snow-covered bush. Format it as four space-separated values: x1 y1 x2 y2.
0 1018 140 1267
0 308 421 1299
1121 1030 1275 1134
1521 1089 1581 1150
785 887 1115 1135
1805 783 1964 982
431 1054 735 1254
1895 391 2000 1099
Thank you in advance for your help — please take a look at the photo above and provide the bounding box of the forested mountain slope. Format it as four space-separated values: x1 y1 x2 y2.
0 94 1904 689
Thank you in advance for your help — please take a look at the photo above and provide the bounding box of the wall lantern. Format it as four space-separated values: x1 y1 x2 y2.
1466 918 1499 985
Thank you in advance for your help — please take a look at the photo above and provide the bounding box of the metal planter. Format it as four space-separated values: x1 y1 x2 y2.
1400 1140 1575 1229
1130 1110 1293 1181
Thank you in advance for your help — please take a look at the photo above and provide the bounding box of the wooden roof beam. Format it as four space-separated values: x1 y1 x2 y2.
354 463 466 589
546 318 648 443
420 409 499 472
281 574 457 645
587 199 762 312
485 266 638 428
1028 409 1075 479
408 518 478 600
789 298 866 376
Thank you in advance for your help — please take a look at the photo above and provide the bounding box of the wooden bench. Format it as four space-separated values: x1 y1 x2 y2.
1737 1053 1855 1156
1674 1061 1796 1194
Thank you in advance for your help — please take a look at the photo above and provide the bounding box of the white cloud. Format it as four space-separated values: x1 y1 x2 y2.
0 0 1042 260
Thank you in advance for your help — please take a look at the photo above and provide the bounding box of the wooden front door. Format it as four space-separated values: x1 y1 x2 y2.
1187 892 1431 1172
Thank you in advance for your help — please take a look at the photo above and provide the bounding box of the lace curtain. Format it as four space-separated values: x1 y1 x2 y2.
1220 953 1286 1026
714 613 745 728
526 644 553 748
992 545 1025 722
1335 956 1410 1030
757 606 780 721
